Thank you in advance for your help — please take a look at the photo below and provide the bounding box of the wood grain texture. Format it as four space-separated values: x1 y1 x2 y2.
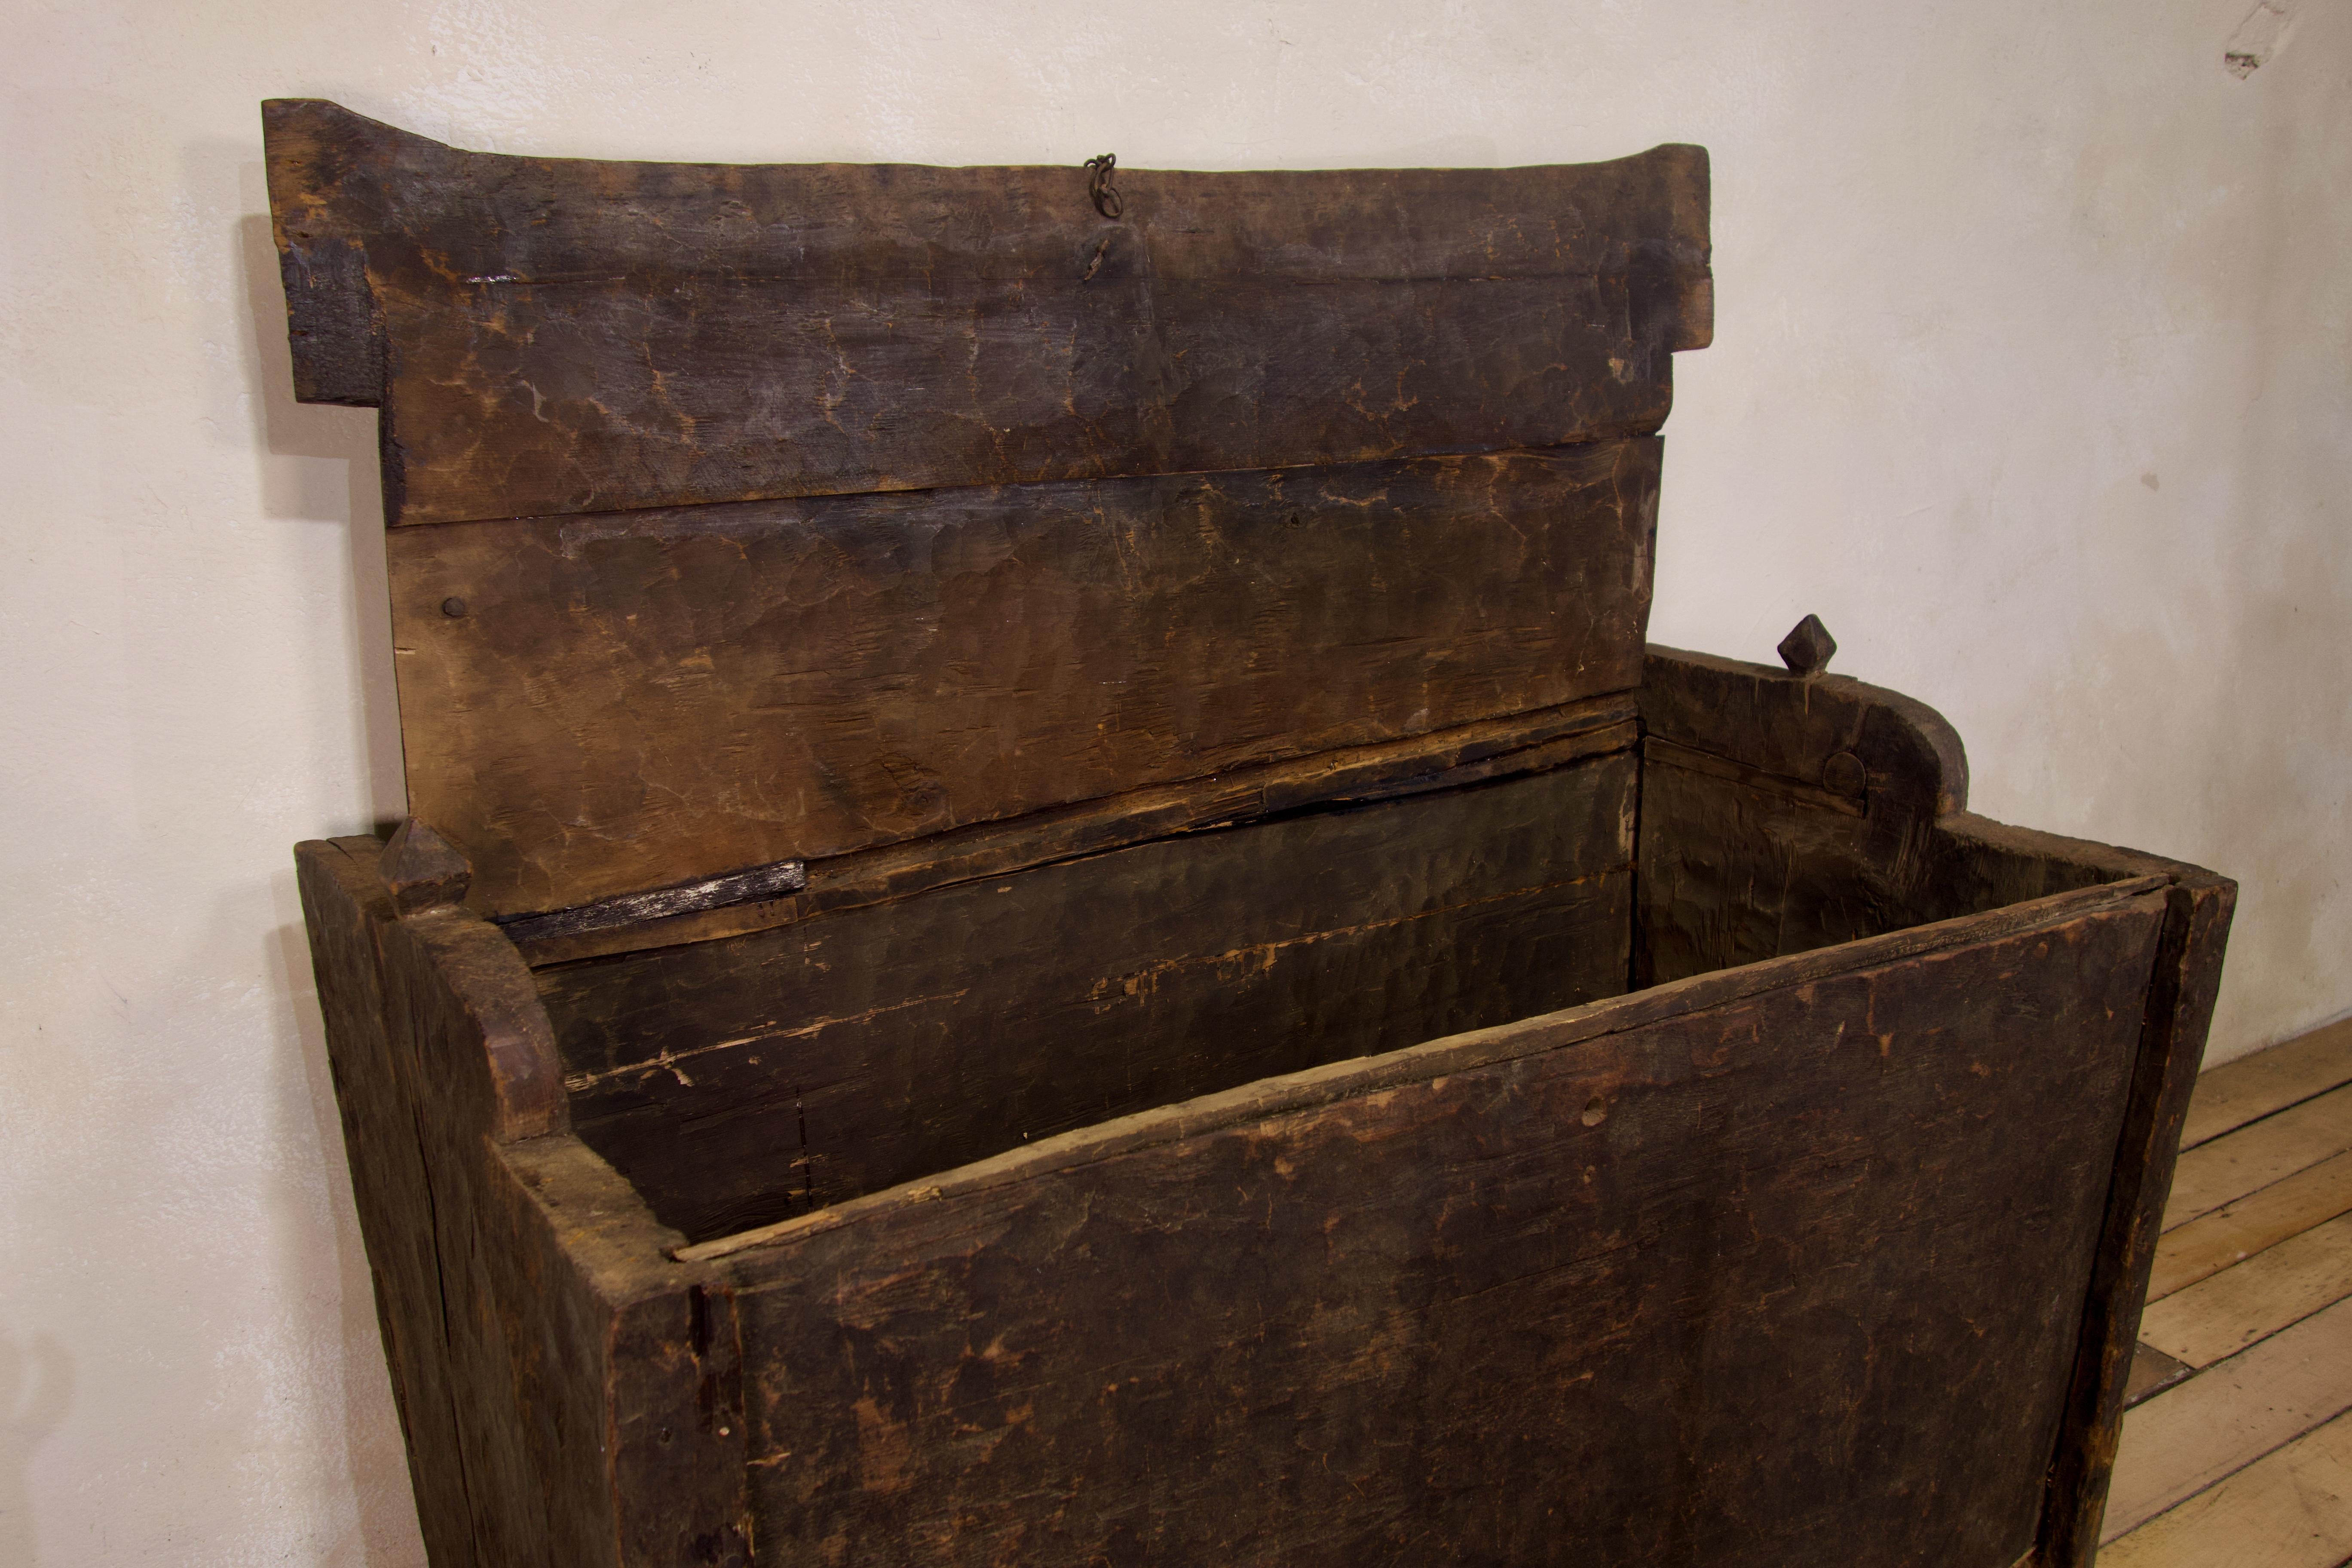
1632 649 2236 1567
2139 1212 2352 1368
299 836 753 1566
2101 1295 2352 1541
1633 646 2194 989
2148 1149 2352 1302
512 701 1637 966
263 99 1710 522
2182 1017 2352 1150
2101 1406 2352 1568
2036 873 2235 1568
711 891 2166 1566
539 756 1638 1245
2165 1084 2352 1231
297 838 746 1565
392 442 1660 918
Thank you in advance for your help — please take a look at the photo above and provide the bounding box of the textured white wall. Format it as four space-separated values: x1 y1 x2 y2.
1 1 2343 1560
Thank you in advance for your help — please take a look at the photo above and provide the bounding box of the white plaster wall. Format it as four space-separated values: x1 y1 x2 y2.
0 0 2343 1560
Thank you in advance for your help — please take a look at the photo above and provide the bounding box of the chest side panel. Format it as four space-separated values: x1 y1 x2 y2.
723 893 2167 1567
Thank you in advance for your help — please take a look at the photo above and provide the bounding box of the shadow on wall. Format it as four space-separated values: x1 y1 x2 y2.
0 1326 72 1566
231 148 429 1564
233 193 405 828
270 908 429 1568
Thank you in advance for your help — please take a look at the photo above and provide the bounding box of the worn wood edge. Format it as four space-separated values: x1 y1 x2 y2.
1641 732 1865 816
677 874 2173 1266
499 858 808 947
299 830 746 1564
301 835 570 1140
1642 643 1970 816
1937 814 2228 889
517 697 1640 968
263 98 1709 413
2036 872 2238 1568
490 1129 753 1562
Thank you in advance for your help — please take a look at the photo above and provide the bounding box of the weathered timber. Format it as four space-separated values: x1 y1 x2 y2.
499 858 809 948
264 100 1709 522
514 701 1636 967
297 836 746 1566
270 99 2235 1568
392 442 1660 917
2037 871 2233 1563
707 888 2168 1566
1635 646 2204 983
539 756 1637 1244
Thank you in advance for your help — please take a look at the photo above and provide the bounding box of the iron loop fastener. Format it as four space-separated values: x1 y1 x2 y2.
1083 153 1123 220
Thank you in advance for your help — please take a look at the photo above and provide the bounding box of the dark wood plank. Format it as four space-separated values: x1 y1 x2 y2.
372 273 1686 524
264 99 1710 520
394 443 1660 917
297 837 750 1567
1634 647 2207 989
2037 872 2236 1566
512 702 1636 965
710 888 2168 1566
1638 644 1967 820
537 756 1638 1246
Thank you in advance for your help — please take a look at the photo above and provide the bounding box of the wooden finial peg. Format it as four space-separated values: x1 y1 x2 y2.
1777 614 1837 678
380 818 473 916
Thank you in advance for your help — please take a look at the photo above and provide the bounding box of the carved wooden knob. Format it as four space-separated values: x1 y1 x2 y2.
380 818 473 916
1777 614 1837 677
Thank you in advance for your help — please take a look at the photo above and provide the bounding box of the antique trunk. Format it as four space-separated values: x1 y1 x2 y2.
270 100 2232 1568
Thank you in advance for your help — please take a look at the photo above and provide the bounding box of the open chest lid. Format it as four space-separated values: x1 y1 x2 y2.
264 100 1712 929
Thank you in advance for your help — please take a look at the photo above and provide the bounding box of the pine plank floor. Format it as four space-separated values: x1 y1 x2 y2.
2104 1017 2352 1564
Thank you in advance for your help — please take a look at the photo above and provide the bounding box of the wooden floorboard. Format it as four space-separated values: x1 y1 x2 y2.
2183 1018 2352 1151
2104 1022 2352 1556
2149 1150 2352 1302
2104 1296 2352 1539
2140 1213 2352 1368
2165 1082 2352 1231
2101 1408 2352 1567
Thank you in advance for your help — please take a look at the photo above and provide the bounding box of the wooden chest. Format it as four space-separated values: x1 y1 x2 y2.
270 100 2233 1567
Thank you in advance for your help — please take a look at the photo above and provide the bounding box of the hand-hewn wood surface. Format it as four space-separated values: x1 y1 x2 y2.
271 98 2237 1568
707 887 2167 1566
297 836 750 1566
540 756 1637 1244
392 442 1660 918
264 100 1709 524
512 699 1636 966
1635 646 2208 986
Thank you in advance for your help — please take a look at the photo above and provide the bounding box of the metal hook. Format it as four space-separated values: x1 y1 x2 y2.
1083 153 1123 220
